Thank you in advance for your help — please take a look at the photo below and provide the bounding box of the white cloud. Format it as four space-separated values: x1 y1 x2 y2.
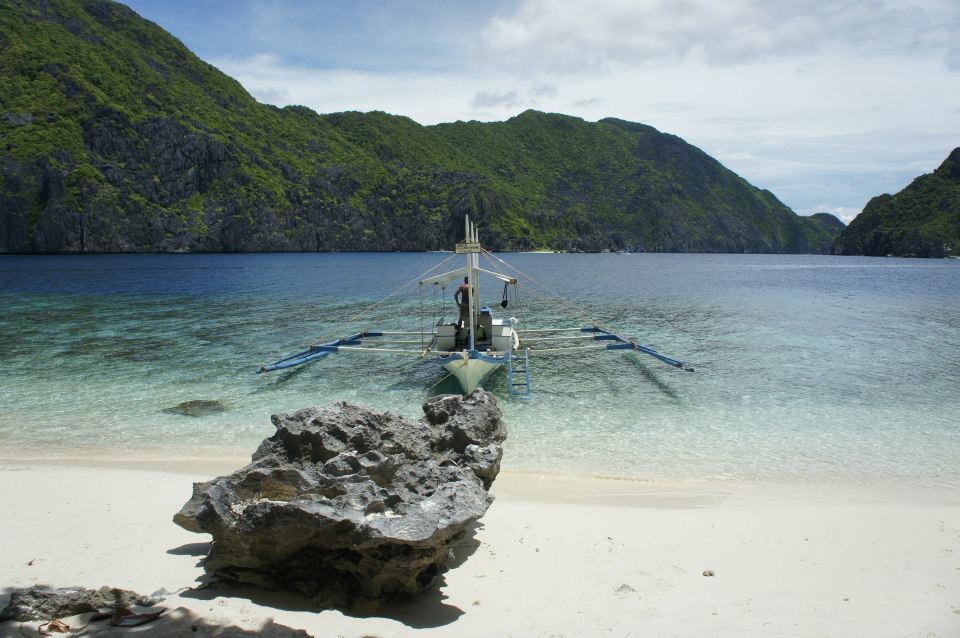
213 54 477 118
799 206 862 224
204 1 960 221
572 97 603 108
472 90 521 108
481 0 960 71
946 47 960 71
250 86 289 103
531 84 558 98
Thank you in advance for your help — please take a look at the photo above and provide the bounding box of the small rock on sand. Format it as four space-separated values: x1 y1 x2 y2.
0 585 161 622
702 570 715 577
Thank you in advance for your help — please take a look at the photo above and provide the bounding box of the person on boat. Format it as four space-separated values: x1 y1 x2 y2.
454 277 473 342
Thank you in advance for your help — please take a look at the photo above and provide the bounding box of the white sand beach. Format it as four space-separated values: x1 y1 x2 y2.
2 462 958 637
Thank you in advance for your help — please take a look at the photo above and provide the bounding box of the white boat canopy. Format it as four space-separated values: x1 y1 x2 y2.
420 266 516 287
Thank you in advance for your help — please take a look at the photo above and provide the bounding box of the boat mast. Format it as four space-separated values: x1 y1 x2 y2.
462 215 480 351
473 221 480 338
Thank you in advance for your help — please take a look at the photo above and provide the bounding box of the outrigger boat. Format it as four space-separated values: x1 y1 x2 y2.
258 216 693 397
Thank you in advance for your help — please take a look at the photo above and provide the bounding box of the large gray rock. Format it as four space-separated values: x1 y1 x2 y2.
173 390 506 608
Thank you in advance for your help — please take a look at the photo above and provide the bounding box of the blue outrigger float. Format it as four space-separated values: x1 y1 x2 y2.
258 216 693 398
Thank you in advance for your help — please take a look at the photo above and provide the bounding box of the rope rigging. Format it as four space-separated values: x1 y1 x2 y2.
295 244 674 363
310 252 458 347
480 247 617 337
259 217 690 383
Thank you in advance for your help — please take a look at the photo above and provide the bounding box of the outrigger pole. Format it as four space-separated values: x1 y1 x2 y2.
586 327 693 371
257 216 694 387
479 249 694 372
257 326 693 375
257 333 366 373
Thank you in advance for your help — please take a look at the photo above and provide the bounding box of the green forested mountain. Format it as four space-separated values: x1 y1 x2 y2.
1 0 842 253
833 148 960 258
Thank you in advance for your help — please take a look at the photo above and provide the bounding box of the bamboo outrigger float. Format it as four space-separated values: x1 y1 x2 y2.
258 215 693 397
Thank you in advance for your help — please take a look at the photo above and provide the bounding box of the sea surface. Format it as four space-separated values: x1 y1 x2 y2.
1 253 958 488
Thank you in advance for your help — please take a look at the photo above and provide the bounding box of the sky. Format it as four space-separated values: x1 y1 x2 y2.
122 0 960 223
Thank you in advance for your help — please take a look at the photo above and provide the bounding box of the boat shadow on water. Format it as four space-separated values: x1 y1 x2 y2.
397 371 471 397
624 353 683 403
248 364 313 392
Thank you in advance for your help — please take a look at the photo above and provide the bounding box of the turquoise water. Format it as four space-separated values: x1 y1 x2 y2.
1 253 958 486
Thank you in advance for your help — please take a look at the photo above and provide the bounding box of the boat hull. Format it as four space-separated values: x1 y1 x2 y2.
441 352 505 394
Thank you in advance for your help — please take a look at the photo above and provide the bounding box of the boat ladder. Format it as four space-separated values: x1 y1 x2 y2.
508 347 532 400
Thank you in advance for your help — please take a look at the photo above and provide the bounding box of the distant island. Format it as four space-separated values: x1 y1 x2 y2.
3 0 842 254
833 148 960 258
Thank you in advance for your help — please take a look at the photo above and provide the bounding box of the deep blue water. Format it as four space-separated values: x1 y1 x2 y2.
1 252 958 486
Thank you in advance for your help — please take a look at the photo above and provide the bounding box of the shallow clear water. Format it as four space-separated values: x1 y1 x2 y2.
1 253 958 486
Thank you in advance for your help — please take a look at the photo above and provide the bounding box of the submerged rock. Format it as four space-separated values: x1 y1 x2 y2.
162 399 227 417
173 390 506 608
0 585 160 622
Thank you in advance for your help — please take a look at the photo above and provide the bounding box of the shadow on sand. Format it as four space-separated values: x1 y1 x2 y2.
165 542 210 557
174 522 485 630
182 580 465 630
0 585 312 638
